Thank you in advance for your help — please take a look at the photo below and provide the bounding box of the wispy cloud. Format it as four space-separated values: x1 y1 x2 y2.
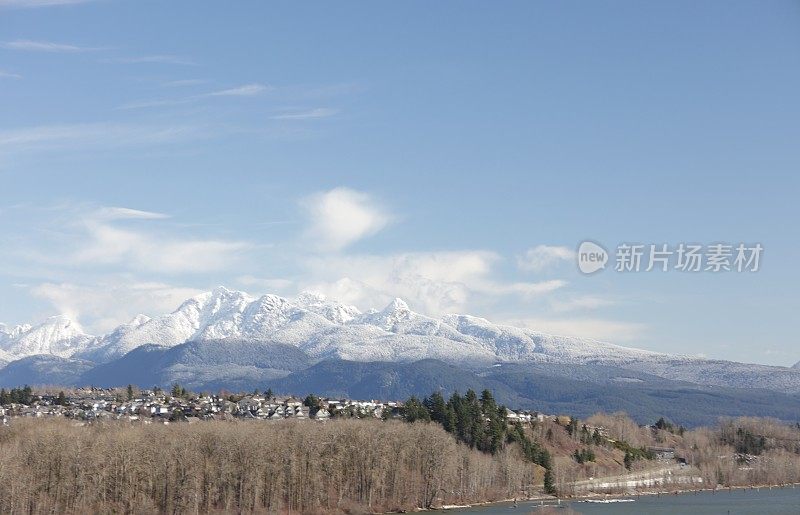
93 207 170 221
0 122 211 151
0 70 22 79
488 279 566 299
271 108 338 120
1 39 101 52
102 54 196 66
517 245 575 272
116 98 193 110
0 0 98 7
31 281 205 333
5 203 255 329
117 83 271 110
205 83 271 97
162 78 207 88
300 250 566 317
18 205 253 275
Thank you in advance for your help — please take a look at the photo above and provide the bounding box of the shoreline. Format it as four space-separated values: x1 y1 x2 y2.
432 481 800 511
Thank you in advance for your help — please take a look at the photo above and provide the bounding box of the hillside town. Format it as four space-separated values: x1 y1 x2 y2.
0 386 551 427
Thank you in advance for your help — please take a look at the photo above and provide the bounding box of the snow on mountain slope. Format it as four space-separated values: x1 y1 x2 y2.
354 298 476 344
622 358 800 393
0 315 97 358
3 287 800 392
0 323 32 342
440 313 665 364
295 291 361 324
67 288 664 367
0 349 12 367
0 287 729 375
86 287 255 360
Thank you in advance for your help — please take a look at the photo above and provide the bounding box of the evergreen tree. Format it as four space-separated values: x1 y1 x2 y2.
573 448 596 464
543 468 556 495
56 391 66 406
485 414 505 454
265 388 273 400
303 394 321 411
479 389 496 416
423 391 447 425
11 385 34 405
126 384 134 401
403 396 431 423
0 388 8 405
171 383 183 398
624 451 634 470
580 424 591 444
566 416 579 437
463 389 482 448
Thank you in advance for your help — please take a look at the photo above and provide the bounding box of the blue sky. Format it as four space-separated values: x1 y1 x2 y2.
1 1 798 365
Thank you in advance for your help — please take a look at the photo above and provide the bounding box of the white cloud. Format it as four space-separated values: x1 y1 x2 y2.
71 215 250 273
502 317 646 343
30 281 204 333
0 70 22 79
301 187 392 251
93 206 170 221
301 250 566 316
517 245 575 272
488 279 567 298
206 83 271 97
271 108 338 120
11 204 251 275
1 39 99 52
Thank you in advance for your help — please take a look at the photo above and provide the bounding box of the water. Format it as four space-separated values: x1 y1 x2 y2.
446 486 800 514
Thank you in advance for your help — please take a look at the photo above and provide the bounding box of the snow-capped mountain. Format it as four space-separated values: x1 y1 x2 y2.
4 287 800 392
0 315 96 359
1 286 663 366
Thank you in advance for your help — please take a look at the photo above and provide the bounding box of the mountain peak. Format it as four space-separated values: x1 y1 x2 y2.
211 285 232 295
127 314 151 327
40 314 83 331
383 298 410 313
1 313 94 359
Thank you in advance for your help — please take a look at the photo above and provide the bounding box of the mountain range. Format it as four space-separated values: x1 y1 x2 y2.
1 287 799 425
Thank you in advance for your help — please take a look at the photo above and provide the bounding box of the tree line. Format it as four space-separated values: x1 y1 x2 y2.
0 385 33 405
402 389 556 494
0 417 543 514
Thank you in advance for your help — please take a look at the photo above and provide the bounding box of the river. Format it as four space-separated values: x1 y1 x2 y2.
445 486 800 514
